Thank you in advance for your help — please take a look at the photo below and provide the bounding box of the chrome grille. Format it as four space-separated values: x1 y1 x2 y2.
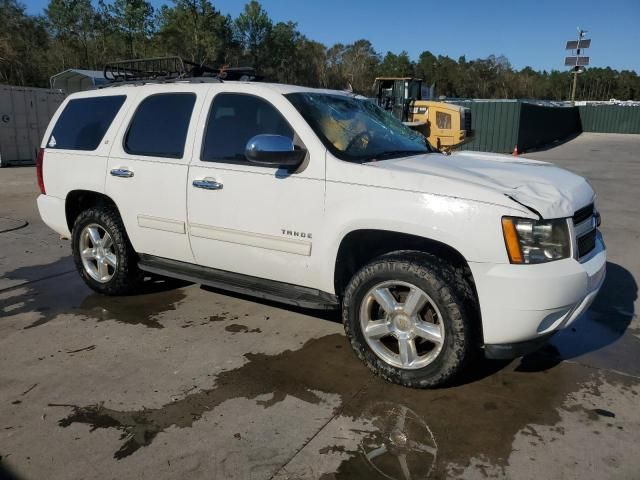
573 203 597 258
573 203 594 225
578 230 597 257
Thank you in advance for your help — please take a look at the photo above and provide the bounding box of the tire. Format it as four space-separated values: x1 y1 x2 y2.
342 250 478 388
71 206 142 295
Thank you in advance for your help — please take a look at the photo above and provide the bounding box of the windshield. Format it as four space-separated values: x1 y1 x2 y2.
285 92 432 162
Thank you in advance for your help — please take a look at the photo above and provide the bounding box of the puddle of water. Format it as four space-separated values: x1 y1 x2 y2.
311 355 639 479
49 329 640 477
355 403 437 480
208 313 230 322
50 334 369 459
225 324 261 334
1 260 189 329
0 217 28 233
76 288 188 329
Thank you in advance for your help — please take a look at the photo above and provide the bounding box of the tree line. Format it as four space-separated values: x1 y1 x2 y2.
1 0 639 100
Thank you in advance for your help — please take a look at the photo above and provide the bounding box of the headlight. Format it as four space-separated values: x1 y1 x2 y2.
501 217 571 264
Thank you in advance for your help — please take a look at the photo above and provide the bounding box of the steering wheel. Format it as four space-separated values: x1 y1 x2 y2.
345 131 371 153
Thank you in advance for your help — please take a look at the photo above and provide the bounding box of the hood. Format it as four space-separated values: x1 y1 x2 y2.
366 150 594 218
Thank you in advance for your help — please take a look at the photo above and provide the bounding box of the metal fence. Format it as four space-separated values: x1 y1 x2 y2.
579 105 640 134
0 85 65 166
453 100 520 153
449 100 640 153
518 102 581 151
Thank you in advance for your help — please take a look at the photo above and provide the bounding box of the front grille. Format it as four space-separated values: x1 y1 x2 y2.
573 202 597 258
577 229 597 257
573 203 594 225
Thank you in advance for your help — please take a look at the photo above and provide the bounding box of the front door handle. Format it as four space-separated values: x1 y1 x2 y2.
193 178 223 190
110 168 134 178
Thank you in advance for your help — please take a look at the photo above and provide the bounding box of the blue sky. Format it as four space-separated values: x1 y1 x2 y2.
23 0 640 72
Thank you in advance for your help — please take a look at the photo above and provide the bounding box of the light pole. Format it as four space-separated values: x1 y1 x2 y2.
565 28 591 106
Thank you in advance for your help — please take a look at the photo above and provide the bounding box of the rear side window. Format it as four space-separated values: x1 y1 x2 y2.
202 93 293 163
48 95 126 150
125 93 196 158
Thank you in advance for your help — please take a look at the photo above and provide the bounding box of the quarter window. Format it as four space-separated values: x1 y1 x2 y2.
48 95 126 151
125 93 196 158
202 93 293 163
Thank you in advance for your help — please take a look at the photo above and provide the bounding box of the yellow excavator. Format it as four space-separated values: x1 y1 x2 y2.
373 77 472 151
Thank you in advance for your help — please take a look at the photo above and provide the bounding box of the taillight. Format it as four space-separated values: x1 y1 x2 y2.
36 148 45 194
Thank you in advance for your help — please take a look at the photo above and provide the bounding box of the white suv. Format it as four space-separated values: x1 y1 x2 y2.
36 79 606 388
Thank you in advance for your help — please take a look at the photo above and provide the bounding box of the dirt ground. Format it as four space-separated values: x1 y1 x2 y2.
1 132 639 479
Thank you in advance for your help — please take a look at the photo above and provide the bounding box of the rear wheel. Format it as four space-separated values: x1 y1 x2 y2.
72 207 142 295
342 251 477 388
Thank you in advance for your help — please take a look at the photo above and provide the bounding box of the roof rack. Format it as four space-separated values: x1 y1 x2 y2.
102 56 262 84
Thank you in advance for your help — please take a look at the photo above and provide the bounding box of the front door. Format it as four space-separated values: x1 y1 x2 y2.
187 87 326 289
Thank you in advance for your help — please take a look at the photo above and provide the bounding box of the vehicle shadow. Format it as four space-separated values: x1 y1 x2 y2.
0 463 22 480
517 261 638 372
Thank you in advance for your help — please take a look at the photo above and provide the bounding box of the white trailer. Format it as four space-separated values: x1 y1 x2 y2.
0 85 65 167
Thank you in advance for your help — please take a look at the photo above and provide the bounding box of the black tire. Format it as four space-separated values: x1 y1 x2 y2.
71 206 142 295
342 250 478 388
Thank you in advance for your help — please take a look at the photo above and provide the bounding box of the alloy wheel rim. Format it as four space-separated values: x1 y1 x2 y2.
79 224 117 283
359 280 445 370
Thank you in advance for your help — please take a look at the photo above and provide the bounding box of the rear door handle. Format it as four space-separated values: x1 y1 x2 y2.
193 178 223 190
110 168 134 178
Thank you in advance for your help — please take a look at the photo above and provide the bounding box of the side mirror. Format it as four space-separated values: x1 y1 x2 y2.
245 134 306 168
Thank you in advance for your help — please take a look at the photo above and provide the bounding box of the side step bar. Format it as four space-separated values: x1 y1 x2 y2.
138 254 339 310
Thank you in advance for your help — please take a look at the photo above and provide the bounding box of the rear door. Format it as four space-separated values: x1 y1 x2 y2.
40 92 130 200
186 86 327 289
106 87 205 263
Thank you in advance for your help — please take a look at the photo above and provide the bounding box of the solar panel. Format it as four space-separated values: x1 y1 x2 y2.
565 56 590 66
578 39 591 49
565 39 591 50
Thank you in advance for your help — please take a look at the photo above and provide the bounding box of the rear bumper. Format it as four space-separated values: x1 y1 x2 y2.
37 194 71 238
470 232 606 349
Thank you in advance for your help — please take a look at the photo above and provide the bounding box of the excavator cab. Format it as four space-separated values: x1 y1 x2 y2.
374 77 422 121
373 77 472 151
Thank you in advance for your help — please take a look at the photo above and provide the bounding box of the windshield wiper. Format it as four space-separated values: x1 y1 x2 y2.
365 150 428 162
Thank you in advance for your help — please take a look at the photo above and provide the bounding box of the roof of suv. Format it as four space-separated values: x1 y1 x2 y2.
73 80 350 99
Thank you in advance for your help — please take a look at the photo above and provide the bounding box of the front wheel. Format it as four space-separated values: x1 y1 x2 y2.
71 207 142 295
342 251 477 388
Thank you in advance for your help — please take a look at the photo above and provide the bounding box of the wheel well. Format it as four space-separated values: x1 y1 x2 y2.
334 229 474 297
65 190 119 233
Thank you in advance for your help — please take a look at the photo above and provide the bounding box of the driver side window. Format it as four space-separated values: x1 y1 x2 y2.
201 93 294 164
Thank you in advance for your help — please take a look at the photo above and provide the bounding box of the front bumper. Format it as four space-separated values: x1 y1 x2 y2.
469 231 606 353
484 332 556 360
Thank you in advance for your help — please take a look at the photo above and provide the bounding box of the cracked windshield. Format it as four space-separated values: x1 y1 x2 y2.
286 92 432 162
